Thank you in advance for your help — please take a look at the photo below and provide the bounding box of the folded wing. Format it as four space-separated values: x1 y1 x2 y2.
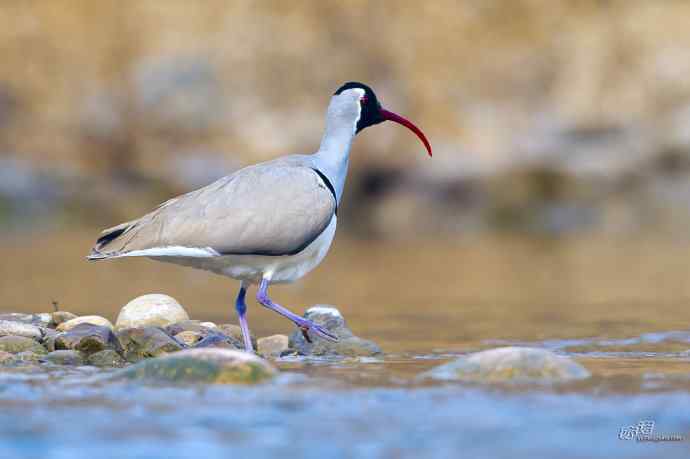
89 161 336 258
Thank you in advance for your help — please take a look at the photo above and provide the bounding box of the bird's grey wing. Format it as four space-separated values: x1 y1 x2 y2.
90 162 336 258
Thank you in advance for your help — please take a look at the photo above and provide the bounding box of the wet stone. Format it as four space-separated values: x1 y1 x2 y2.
116 294 189 330
174 331 203 347
13 351 44 363
0 313 50 327
44 350 85 366
54 323 120 356
288 306 382 357
420 347 591 383
164 320 214 337
0 320 43 340
87 349 126 368
49 311 78 328
41 328 59 352
193 333 242 350
116 327 183 363
114 348 277 385
0 350 13 364
217 324 257 349
57 315 113 332
257 334 290 358
0 335 47 354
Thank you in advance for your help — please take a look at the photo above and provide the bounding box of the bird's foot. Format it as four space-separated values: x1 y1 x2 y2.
295 318 338 343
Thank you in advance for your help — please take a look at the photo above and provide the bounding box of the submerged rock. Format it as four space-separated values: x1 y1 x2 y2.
55 324 120 355
257 334 289 358
421 347 590 383
0 320 43 340
116 327 183 363
0 335 47 354
116 294 189 330
87 349 126 367
44 350 85 366
115 348 277 384
288 306 382 357
57 315 113 332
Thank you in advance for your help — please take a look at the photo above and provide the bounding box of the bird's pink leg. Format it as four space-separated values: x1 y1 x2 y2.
235 282 254 352
256 278 338 342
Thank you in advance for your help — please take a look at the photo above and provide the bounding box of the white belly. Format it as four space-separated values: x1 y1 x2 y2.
150 215 337 284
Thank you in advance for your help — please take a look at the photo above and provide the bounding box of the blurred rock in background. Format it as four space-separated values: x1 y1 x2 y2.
1 0 690 238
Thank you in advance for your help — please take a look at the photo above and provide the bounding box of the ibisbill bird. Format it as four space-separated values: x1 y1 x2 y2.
88 81 432 352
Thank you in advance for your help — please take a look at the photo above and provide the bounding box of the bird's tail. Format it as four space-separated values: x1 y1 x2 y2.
86 221 136 261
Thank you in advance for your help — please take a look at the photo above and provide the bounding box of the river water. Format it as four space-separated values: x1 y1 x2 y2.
0 230 689 458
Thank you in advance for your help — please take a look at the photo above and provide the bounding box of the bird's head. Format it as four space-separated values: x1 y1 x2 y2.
333 81 432 157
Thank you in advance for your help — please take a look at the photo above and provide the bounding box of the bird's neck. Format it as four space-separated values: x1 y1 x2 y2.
313 117 357 204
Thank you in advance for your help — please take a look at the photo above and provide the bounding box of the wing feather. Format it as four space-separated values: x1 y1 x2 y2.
89 161 336 259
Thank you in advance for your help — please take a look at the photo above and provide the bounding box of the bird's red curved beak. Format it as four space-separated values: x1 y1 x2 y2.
380 109 433 157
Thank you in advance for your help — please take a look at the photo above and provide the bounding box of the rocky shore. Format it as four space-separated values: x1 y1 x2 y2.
0 294 590 385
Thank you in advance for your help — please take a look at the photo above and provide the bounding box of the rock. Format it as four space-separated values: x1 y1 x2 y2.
0 313 50 327
164 320 213 337
41 328 59 352
420 347 591 383
57 315 113 332
174 331 203 347
116 327 183 363
0 335 47 354
288 306 382 357
217 324 257 349
0 350 13 364
87 349 126 368
54 324 120 355
193 333 242 350
116 294 189 330
44 350 84 366
257 335 289 358
115 348 277 384
0 320 43 340
49 311 78 328
13 351 43 363
199 321 217 329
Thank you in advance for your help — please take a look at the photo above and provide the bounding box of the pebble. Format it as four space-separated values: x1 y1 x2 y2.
217 324 257 349
174 330 203 347
116 294 189 330
0 313 50 327
257 334 290 358
0 335 47 354
55 324 120 355
49 311 78 328
0 320 43 340
116 327 183 363
57 315 114 332
114 348 277 384
420 347 591 383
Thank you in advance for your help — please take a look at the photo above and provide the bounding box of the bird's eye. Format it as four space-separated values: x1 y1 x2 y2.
360 95 368 105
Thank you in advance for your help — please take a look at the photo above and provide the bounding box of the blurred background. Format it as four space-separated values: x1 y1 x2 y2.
2 0 690 347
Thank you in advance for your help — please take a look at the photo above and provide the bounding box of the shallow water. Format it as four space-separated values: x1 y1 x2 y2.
1 230 690 457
